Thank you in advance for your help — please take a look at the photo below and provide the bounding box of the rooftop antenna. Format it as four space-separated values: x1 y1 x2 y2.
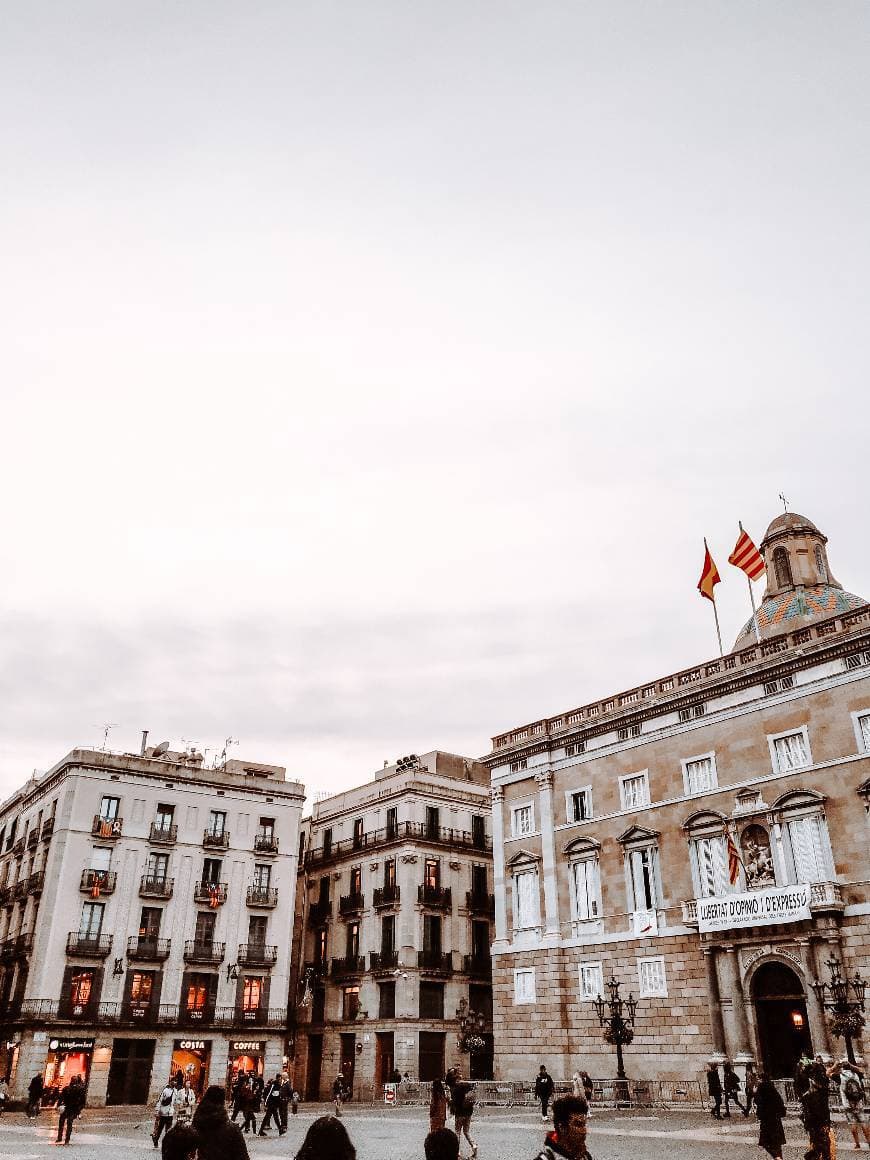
778 492 790 513
220 736 239 768
94 723 120 751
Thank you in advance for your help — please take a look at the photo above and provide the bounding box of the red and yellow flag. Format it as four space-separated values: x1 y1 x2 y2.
728 528 765 581
697 542 721 603
726 830 742 886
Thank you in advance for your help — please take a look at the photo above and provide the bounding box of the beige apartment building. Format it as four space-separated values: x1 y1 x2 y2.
293 752 494 1098
484 512 870 1082
0 743 304 1105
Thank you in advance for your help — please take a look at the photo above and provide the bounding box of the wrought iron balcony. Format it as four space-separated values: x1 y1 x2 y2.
306 820 493 867
66 932 113 957
202 829 230 849
373 886 400 909
41 817 55 840
27 831 38 850
179 1004 216 1026
462 954 493 979
0 886 11 905
370 950 399 975
339 892 365 916
140 875 174 899
183 939 226 964
417 950 453 975
58 997 99 1021
308 900 332 927
4 932 34 959
331 955 365 978
237 943 278 967
246 886 278 908
80 869 117 895
13 878 28 900
91 815 123 838
465 890 495 918
418 885 452 910
254 834 279 855
27 870 45 896
12 837 24 856
214 1005 289 1029
193 881 228 906
149 822 178 845
127 935 171 961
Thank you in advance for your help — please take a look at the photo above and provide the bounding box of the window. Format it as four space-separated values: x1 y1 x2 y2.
90 846 112 872
787 815 830 883
314 928 328 966
381 915 395 956
242 977 263 1011
248 915 267 945
510 758 528 773
318 876 330 905
570 858 600 922
638 956 667 997
853 712 870 753
424 858 439 889
207 810 226 837
322 828 333 857
682 754 717 794
624 843 661 930
567 788 592 822
146 852 169 883
139 907 162 938
194 912 216 945
620 773 650 811
130 971 154 1007
693 836 730 898
566 741 586 757
472 920 490 959
773 546 793 588
815 546 827 581
514 967 536 1005
352 818 364 849
579 962 603 1000
312 987 325 1022
385 807 398 840
383 858 396 890
99 796 120 821
349 866 362 895
618 724 642 741
346 922 360 959
186 974 210 1012
342 985 360 1021
201 858 222 885
69 969 95 1007
379 981 396 1019
511 802 534 838
257 817 275 839
253 864 271 890
423 914 442 955
770 729 811 773
426 807 440 838
79 902 104 938
155 804 174 832
472 815 486 849
419 981 445 1019
512 868 540 931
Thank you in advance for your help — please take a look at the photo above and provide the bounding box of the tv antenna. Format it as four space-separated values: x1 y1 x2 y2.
220 736 239 767
94 723 120 751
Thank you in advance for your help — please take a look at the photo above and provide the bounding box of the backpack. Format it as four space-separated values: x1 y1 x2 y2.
463 1089 476 1113
160 1087 174 1109
844 1075 865 1105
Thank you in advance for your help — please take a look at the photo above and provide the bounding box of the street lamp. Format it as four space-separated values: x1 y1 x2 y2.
811 957 867 1065
592 977 639 1081
455 998 487 1054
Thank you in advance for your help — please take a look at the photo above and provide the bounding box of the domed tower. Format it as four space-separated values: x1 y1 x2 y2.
733 511 866 650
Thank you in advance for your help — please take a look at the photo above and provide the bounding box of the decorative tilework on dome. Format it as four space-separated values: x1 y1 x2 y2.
737 585 866 643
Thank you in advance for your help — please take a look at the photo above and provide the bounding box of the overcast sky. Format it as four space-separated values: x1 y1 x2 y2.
2 2 869 799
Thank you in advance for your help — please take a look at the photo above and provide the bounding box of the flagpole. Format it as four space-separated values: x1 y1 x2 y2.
739 520 762 645
711 595 724 658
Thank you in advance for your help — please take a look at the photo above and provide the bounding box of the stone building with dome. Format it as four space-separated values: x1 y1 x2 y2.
483 511 870 1084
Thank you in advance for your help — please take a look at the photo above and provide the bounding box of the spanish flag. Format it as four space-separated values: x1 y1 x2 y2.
697 541 721 603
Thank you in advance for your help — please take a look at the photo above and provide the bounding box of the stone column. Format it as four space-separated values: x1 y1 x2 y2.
535 769 560 938
491 786 508 944
716 944 753 1059
703 946 727 1056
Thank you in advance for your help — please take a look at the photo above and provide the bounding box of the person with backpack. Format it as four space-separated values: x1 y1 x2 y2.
446 1068 477 1160
535 1066 556 1122
56 1074 87 1145
832 1058 870 1150
532 1094 592 1160
753 1071 787 1160
723 1061 748 1117
153 1078 178 1147
258 1073 285 1136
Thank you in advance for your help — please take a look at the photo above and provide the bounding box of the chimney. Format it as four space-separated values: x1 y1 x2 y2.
140 730 149 756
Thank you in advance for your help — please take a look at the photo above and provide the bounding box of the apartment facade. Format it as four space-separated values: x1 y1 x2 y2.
294 752 494 1098
0 745 304 1105
484 512 870 1081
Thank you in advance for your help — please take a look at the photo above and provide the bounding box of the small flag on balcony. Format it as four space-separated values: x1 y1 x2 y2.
209 885 220 909
99 819 113 838
728 528 765 581
726 829 742 886
91 880 101 899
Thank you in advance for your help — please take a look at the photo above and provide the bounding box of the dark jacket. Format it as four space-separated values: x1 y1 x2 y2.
192 1100 250 1160
451 1082 474 1117
263 1080 281 1106
801 1088 831 1131
707 1069 722 1096
535 1072 555 1098
535 1134 593 1160
28 1076 44 1100
61 1082 86 1116
724 1068 740 1094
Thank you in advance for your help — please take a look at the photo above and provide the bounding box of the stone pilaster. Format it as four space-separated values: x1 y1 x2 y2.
491 786 508 943
703 946 727 1056
535 769 560 938
716 944 753 1059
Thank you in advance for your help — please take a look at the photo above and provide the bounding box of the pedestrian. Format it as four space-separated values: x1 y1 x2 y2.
153 1078 177 1147
333 1073 346 1117
294 1114 356 1160
278 1073 293 1131
291 1087 300 1116
173 1078 197 1127
830 1057 870 1150
229 1073 246 1123
191 1084 249 1160
795 1056 813 1100
724 1061 748 1117
430 1077 448 1133
389 1068 402 1086
0 1077 8 1114
446 1067 477 1160
801 1072 836 1160
162 1124 200 1160
56 1074 87 1146
536 1065 556 1122
258 1073 285 1136
707 1063 723 1120
753 1072 787 1160
580 1073 594 1105
26 1073 44 1118
426 1128 460 1160
239 1077 258 1136
532 1094 592 1160
745 1065 759 1114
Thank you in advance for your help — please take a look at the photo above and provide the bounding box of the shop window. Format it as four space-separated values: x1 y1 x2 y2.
342 986 360 1021
579 962 603 1000
682 754 717 794
769 729 811 773
419 981 444 1019
638 956 667 997
513 967 536 1005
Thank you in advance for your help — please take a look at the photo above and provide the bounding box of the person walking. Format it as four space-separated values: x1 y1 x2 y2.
230 1072 247 1123
0 1077 8 1115
333 1073 346 1117
801 1071 836 1160
26 1073 44 1118
724 1062 748 1117
153 1078 177 1147
753 1072 787 1160
745 1065 759 1114
294 1115 356 1160
191 1085 249 1160
239 1077 258 1135
536 1066 556 1122
707 1063 723 1120
430 1076 448 1133
532 1094 592 1160
278 1073 292 1132
56 1074 87 1146
831 1058 870 1150
446 1068 477 1160
258 1073 285 1136
173 1078 196 1127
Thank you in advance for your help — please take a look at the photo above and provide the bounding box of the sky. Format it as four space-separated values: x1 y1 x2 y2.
2 1 869 800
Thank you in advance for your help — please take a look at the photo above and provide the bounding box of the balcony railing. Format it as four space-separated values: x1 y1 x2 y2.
682 880 846 930
2 932 34 959
27 831 38 850
140 875 174 899
308 900 332 926
418 885 452 910
373 886 400 909
149 822 178 845
41 817 55 840
127 935 171 961
12 837 24 856
91 815 123 839
417 950 453 975
183 939 226 964
246 886 278 908
179 1004 216 1026
306 820 493 867
466 890 495 918
331 955 365 978
339 893 365 916
27 870 45 896
213 1005 289 1029
193 881 228 906
66 932 113 957
0 885 11 905
80 869 117 895
13 878 28 900
370 950 399 974
6 1001 282 1029
58 998 99 1021
202 829 230 849
254 834 279 854
462 954 493 979
237 943 278 967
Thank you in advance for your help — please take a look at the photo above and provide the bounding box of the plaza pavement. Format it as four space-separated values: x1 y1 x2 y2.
0 1103 818 1160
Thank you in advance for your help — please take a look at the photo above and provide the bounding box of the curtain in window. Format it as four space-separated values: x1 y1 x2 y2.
774 733 808 771
788 815 828 883
571 860 599 920
695 837 729 898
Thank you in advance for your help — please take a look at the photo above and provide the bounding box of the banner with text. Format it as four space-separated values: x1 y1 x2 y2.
697 883 812 933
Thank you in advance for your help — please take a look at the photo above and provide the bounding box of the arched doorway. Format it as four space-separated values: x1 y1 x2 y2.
751 961 812 1078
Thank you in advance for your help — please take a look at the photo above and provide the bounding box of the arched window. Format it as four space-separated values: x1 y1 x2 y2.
773 546 793 588
564 838 602 930
772 790 834 884
815 545 827 581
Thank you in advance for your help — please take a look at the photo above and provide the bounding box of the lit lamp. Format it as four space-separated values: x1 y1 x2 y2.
811 956 867 1065
455 998 487 1054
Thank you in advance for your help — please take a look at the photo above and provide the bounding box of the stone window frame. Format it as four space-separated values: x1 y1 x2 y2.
563 836 603 934
682 809 735 898
638 955 668 998
513 965 536 1005
564 785 593 824
771 788 835 885
578 960 604 1001
850 709 870 755
767 725 813 775
680 751 719 796
618 825 662 936
507 850 542 935
618 770 650 812
510 799 536 840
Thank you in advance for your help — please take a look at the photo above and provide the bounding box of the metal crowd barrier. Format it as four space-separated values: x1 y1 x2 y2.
364 1078 710 1109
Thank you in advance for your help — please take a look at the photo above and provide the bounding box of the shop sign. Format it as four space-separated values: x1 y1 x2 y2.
49 1038 95 1052
230 1041 265 1053
697 883 812 933
176 1040 209 1051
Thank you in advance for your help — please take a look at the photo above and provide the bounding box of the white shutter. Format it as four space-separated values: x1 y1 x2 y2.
515 870 539 928
695 838 721 898
572 860 599 921
860 715 870 752
775 733 808 771
789 816 827 882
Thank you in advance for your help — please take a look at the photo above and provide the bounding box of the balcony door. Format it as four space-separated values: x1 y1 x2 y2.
423 915 442 956
194 911 216 947
80 902 104 939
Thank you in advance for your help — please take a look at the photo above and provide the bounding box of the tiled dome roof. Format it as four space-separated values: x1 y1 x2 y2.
734 585 866 650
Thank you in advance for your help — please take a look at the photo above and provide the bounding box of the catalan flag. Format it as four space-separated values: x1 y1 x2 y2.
726 829 742 886
697 541 721 603
728 527 765 581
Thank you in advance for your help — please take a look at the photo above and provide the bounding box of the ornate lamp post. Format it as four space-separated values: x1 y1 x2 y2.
593 976 639 1081
811 956 867 1065
455 998 487 1054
